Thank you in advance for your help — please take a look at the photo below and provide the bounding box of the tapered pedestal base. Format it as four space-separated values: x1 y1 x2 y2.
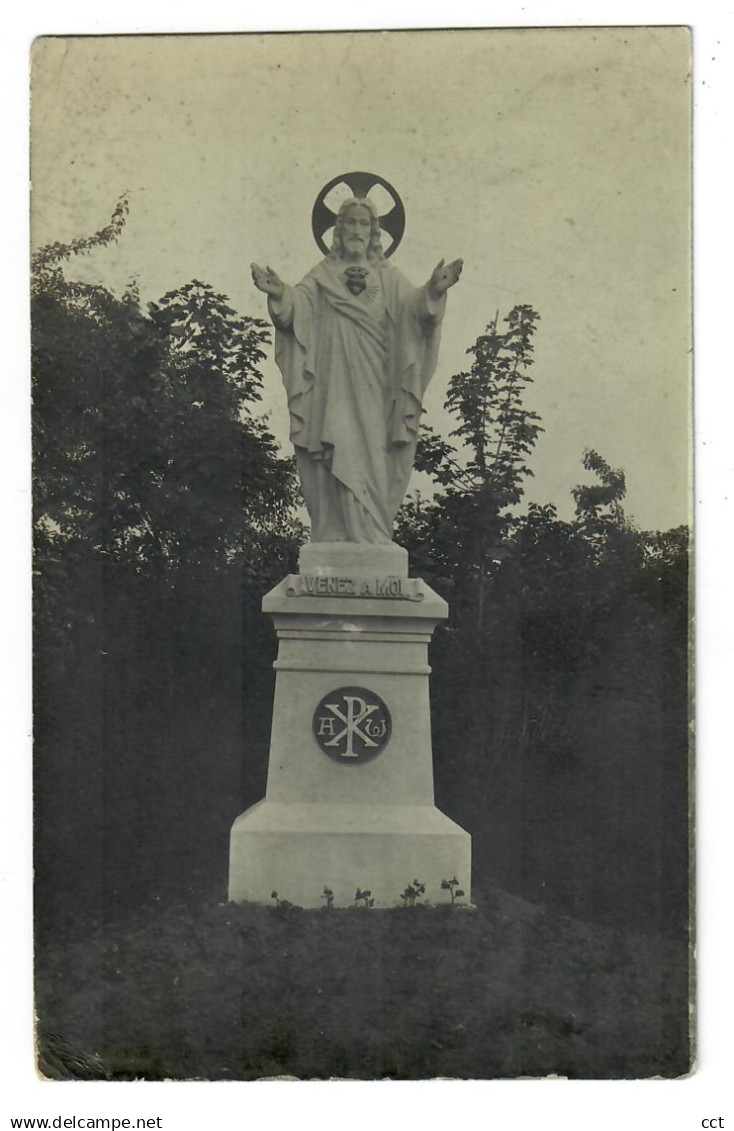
229 802 470 908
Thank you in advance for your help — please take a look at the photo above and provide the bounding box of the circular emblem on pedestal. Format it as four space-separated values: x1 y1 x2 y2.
313 686 392 764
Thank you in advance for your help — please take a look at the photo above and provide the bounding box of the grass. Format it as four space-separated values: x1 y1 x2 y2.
35 882 691 1081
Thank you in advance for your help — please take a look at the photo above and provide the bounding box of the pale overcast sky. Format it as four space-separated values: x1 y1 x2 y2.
31 28 691 531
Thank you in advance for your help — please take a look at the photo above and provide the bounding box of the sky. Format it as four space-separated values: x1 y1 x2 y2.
31 28 691 530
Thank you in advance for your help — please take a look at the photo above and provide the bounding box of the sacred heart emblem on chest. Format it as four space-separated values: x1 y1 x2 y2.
344 266 369 296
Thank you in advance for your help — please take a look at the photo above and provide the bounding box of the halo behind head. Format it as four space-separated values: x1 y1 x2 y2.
311 172 405 258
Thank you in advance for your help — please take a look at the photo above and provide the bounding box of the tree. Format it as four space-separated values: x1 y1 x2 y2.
33 210 303 593
32 201 305 919
397 306 688 936
396 305 542 631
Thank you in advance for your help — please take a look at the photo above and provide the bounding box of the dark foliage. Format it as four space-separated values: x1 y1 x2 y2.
33 203 304 934
35 891 690 1080
396 311 690 938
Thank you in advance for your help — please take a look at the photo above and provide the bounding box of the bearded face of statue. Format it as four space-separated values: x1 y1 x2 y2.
330 198 384 263
339 204 372 261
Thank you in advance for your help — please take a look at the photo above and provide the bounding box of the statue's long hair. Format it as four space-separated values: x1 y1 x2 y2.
329 197 385 262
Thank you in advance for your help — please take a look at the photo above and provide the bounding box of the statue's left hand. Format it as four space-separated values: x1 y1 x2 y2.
428 258 464 298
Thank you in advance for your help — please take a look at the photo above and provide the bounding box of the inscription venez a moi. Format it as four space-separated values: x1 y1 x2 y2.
313 686 392 763
294 574 419 598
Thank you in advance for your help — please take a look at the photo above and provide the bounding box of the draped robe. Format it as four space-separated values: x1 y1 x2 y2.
269 257 446 543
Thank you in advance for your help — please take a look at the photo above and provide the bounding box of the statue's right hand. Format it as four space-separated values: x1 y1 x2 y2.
250 262 285 299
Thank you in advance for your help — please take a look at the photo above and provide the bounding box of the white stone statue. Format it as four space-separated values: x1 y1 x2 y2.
251 195 462 544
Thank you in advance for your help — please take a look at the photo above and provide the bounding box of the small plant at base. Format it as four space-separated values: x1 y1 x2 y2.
441 876 466 905
321 886 335 909
354 888 375 908
270 890 293 911
400 879 426 908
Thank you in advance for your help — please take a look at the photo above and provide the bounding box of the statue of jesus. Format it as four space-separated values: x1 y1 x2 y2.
251 195 462 544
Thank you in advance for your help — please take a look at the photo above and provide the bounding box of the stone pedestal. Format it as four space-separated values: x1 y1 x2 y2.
228 543 471 908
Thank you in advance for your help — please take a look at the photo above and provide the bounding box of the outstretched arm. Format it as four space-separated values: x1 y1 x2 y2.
251 262 296 330
250 262 286 300
427 258 463 301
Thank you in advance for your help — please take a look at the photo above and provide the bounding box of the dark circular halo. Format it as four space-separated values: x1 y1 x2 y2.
311 171 405 259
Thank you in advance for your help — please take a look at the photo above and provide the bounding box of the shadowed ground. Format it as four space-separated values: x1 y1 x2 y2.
35 884 691 1081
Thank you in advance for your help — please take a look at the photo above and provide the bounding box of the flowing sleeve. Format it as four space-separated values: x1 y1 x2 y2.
385 269 448 445
269 274 323 451
267 287 296 331
415 284 447 328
